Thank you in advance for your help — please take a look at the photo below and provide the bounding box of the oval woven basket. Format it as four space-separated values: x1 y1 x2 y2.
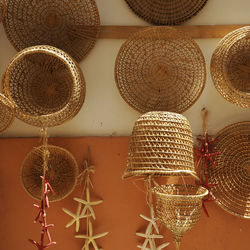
115 26 206 114
211 26 250 108
125 0 208 25
0 0 6 22
3 0 100 62
0 93 14 134
208 121 250 219
3 45 85 128
153 184 208 250
123 111 198 179
21 145 79 202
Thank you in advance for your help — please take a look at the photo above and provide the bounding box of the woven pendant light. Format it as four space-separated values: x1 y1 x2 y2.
0 0 6 22
3 0 100 62
21 145 78 202
3 45 85 128
153 184 208 250
123 111 198 179
0 93 14 133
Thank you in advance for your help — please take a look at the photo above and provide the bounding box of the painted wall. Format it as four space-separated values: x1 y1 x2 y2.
0 0 249 138
0 137 249 250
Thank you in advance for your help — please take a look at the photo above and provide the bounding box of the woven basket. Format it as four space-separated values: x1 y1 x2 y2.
125 0 208 25
211 26 250 108
115 26 206 114
0 0 6 22
3 45 85 128
123 111 198 179
0 93 14 134
21 145 78 202
208 122 250 219
3 0 100 62
153 184 208 250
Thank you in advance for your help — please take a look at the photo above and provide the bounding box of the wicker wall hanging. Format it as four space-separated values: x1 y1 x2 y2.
0 93 14 133
0 0 6 22
3 45 85 128
115 26 206 114
3 0 100 62
21 144 78 202
153 185 208 250
124 0 208 25
211 26 250 108
123 111 198 179
208 122 250 219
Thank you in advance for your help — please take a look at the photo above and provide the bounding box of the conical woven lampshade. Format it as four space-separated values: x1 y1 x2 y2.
153 184 208 250
0 0 5 22
123 111 198 179
0 93 14 133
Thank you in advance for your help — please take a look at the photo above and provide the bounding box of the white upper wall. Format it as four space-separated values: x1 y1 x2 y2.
0 0 249 137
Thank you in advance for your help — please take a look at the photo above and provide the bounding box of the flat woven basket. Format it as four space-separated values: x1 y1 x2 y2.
21 145 79 202
211 26 250 108
123 111 198 179
0 93 14 133
115 26 206 114
208 122 250 219
0 0 6 22
3 0 100 62
153 184 208 249
125 0 208 25
3 45 85 128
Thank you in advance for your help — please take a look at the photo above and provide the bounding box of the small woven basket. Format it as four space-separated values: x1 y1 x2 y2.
153 184 208 250
208 121 250 219
0 0 6 22
3 45 85 128
21 145 78 202
123 111 198 179
0 93 14 133
211 26 250 108
125 0 208 25
3 0 100 62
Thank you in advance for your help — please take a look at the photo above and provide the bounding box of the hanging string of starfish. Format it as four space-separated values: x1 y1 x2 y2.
62 147 108 249
29 128 56 249
194 108 220 217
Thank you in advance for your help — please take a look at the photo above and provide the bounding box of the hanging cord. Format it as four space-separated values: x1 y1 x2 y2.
201 107 209 134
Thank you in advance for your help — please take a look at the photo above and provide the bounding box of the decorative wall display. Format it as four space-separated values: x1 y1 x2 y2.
115 26 206 114
3 0 100 62
211 26 250 108
0 93 14 134
3 45 85 127
208 121 250 219
124 0 208 25
0 0 6 22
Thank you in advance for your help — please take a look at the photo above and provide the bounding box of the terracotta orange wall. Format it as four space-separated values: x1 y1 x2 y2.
0 137 249 250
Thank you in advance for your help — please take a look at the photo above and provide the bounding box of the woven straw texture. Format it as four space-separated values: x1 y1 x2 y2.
0 93 14 133
115 26 206 114
0 0 6 22
211 26 250 108
3 45 85 128
153 184 208 248
3 0 100 62
125 0 208 25
123 111 198 179
208 122 250 219
21 145 78 202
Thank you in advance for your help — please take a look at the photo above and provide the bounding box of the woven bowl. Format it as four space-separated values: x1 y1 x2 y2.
211 26 250 108
115 26 206 114
21 145 78 202
123 111 198 179
153 184 208 249
3 0 100 62
0 93 14 133
125 0 208 25
208 122 250 219
0 0 6 22
3 45 85 128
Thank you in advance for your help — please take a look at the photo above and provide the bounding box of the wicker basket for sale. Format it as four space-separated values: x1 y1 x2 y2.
208 121 250 219
21 145 78 202
0 0 6 22
153 184 208 250
3 45 85 128
0 93 14 134
3 0 100 62
123 111 198 179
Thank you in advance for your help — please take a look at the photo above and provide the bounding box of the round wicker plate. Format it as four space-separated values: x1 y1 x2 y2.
21 145 79 202
208 122 250 219
3 0 100 62
3 45 85 128
0 93 14 133
0 0 6 22
211 26 250 108
125 0 208 25
115 26 206 114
